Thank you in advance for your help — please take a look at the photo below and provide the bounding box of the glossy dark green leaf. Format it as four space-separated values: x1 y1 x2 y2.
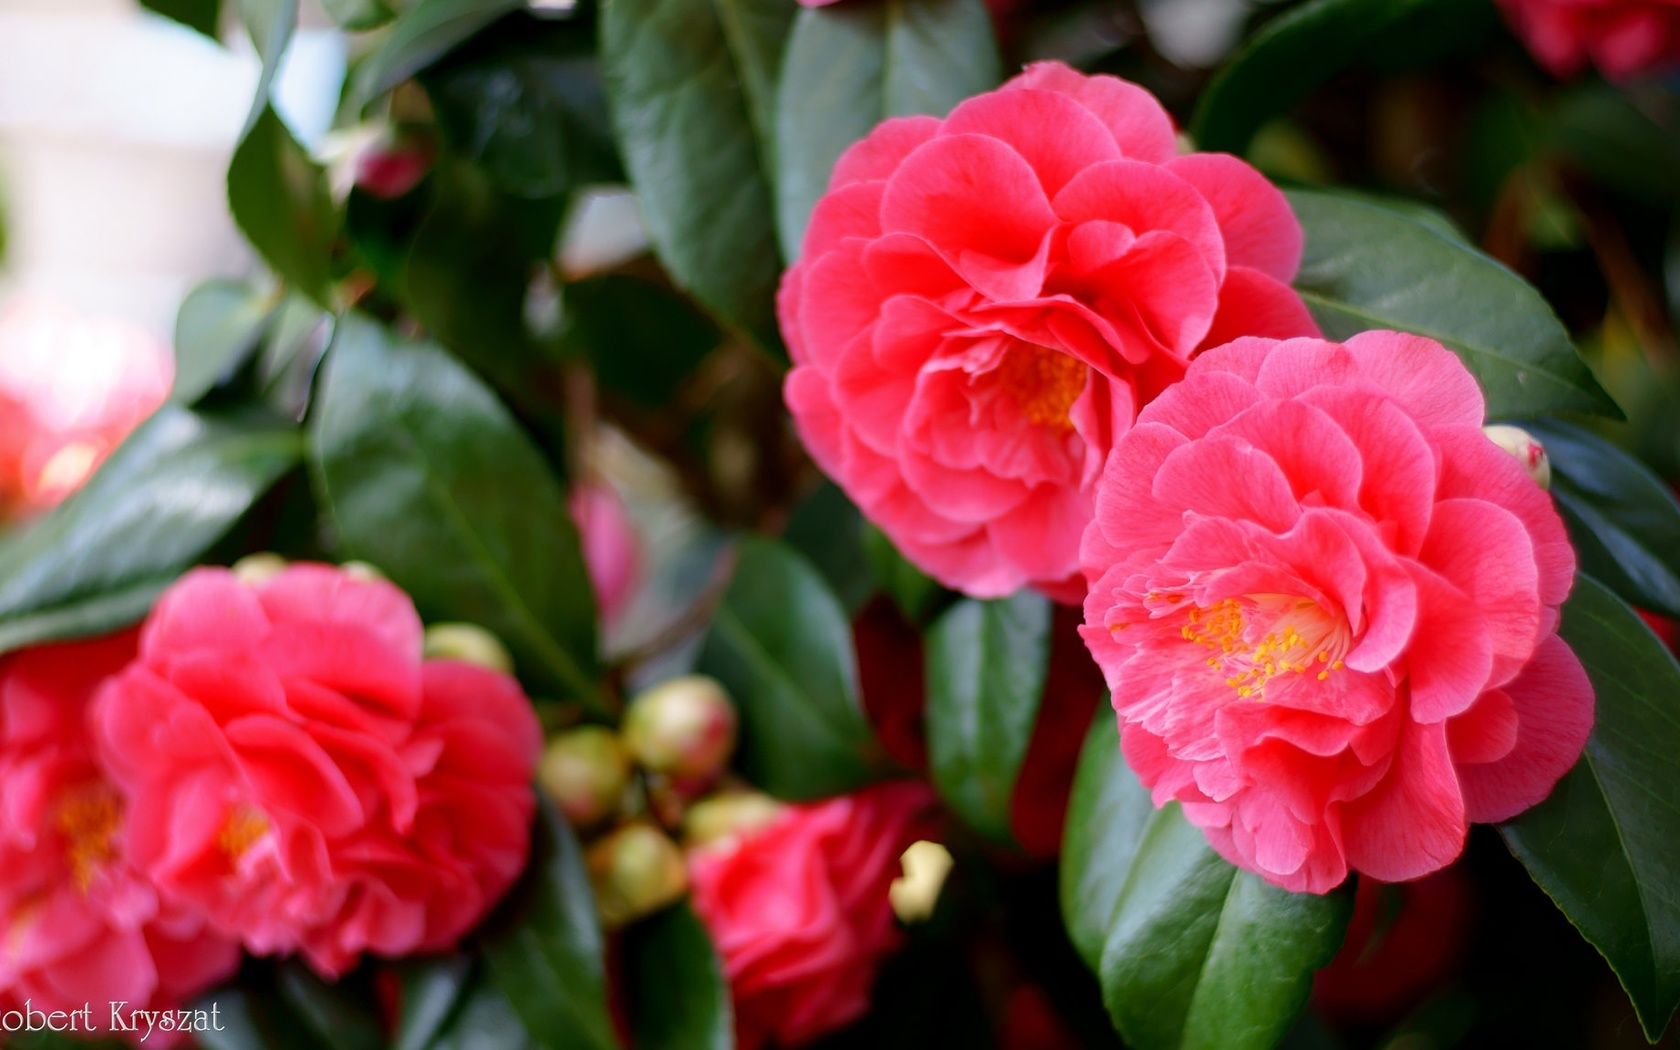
393 956 474 1050
713 0 796 169
1524 419 1680 618
1060 713 1352 1050
309 314 601 706
1550 84 1680 208
228 107 339 308
860 523 944 626
1503 575 1680 1041
1059 713 1153 972
1288 188 1618 419
172 279 278 405
782 482 872 617
197 984 332 1050
427 980 536 1050
140 0 222 38
696 536 885 800
1191 0 1490 154
601 0 787 350
275 962 383 1050
234 0 297 134
423 15 621 199
563 274 721 409
774 0 1002 259
625 903 734 1050
925 592 1051 845
361 0 524 98
320 0 393 30
0 406 301 656
482 803 620 1050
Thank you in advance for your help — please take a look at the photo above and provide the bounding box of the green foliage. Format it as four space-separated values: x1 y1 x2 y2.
171 279 278 405
228 108 339 309
361 0 526 99
139 0 222 38
624 903 735 1050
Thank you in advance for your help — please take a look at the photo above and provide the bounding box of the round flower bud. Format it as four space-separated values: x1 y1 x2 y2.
622 675 738 780
683 790 784 849
340 560 386 582
538 727 631 830
230 552 288 587
587 821 689 929
1482 424 1552 489
423 622 516 674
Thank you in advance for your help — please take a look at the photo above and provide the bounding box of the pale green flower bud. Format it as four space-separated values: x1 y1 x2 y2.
622 675 738 780
423 622 515 674
538 727 631 830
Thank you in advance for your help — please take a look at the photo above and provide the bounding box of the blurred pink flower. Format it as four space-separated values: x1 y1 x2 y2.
1 633 240 1047
91 563 542 978
1499 0 1680 78
570 482 642 625
0 297 174 521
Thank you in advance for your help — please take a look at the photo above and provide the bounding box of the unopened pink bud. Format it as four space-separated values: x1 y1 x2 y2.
538 727 631 830
622 675 738 781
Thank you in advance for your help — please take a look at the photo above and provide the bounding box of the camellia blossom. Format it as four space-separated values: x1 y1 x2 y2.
688 781 935 1050
1498 0 1680 78
92 564 542 978
1080 332 1594 893
780 61 1317 601
1 635 240 1045
0 297 174 520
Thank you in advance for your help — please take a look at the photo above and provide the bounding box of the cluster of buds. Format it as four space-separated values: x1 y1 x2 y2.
537 675 775 929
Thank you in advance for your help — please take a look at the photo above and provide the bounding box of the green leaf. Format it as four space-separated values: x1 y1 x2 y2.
1059 712 1154 972
228 107 340 308
1523 419 1680 619
427 979 536 1050
861 523 944 626
1192 0 1491 155
140 0 222 38
423 15 621 199
320 0 393 31
696 536 885 800
925 592 1052 845
172 279 278 405
1549 84 1680 208
600 0 788 350
361 0 524 98
781 482 873 617
1503 575 1680 1041
563 274 721 410
624 903 734 1050
393 956 474 1050
234 0 298 135
309 314 602 707
0 406 301 656
1060 714 1352 1050
712 0 797 170
1287 188 1619 419
482 803 620 1050
275 962 384 1050
198 984 333 1050
774 0 1002 260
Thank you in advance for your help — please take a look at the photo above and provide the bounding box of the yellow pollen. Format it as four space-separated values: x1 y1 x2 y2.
1175 595 1349 700
54 784 123 893
219 805 271 861
998 343 1087 431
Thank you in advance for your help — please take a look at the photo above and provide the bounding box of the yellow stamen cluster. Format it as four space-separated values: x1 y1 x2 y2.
54 784 123 893
999 343 1088 431
219 804 272 862
1177 596 1345 699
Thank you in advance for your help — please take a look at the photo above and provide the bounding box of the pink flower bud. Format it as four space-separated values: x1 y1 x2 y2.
353 130 434 200
569 483 642 626
423 621 516 674
586 821 689 929
538 727 632 830
622 675 738 781
1482 424 1552 489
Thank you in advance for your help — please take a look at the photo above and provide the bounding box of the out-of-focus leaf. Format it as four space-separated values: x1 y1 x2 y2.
140 0 222 38
624 903 733 1050
697 536 886 800
1550 84 1680 207
601 0 789 350
275 962 383 1050
320 0 393 31
197 983 334 1050
925 592 1051 845
1059 713 1152 972
423 14 620 199
563 274 721 409
1524 419 1680 618
0 406 301 655
234 0 297 134
860 524 944 626
309 314 601 707
361 0 524 98
782 482 872 616
1288 188 1619 419
228 107 339 308
393 956 474 1050
774 0 1002 259
1504 575 1680 1041
482 803 620 1050
171 279 277 405
427 980 536 1050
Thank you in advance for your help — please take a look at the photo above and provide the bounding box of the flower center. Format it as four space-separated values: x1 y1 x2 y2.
54 783 123 893
998 343 1086 431
219 804 272 862
1175 594 1348 699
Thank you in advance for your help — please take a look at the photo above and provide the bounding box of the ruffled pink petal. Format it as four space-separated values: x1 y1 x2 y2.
1166 153 1304 281
1052 161 1227 284
1456 634 1593 823
1197 266 1320 352
1405 566 1496 723
829 115 941 190
1003 62 1179 164
1343 330 1486 429
940 87 1124 197
1418 498 1542 687
1340 718 1467 882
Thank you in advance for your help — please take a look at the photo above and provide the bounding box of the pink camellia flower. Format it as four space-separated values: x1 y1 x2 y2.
1 634 240 1046
1498 0 1680 78
0 297 174 521
688 781 935 1050
92 563 542 978
1079 332 1594 893
569 482 641 626
780 61 1317 602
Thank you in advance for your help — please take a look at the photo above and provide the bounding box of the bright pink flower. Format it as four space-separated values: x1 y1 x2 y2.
1499 0 1680 78
0 297 174 521
1 635 239 1045
780 62 1316 602
569 482 641 626
1079 332 1593 893
91 564 542 978
687 782 935 1050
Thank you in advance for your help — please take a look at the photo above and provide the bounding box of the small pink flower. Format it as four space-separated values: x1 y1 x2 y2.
569 483 641 626
1 634 240 1046
688 782 935 1050
780 61 1316 602
0 297 174 520
91 563 542 978
1080 332 1593 894
1499 0 1680 78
